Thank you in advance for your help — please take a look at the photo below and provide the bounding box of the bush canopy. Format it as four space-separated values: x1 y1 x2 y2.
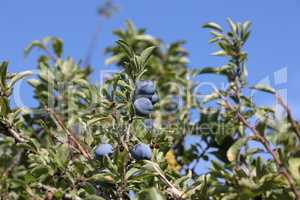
1 19 300 200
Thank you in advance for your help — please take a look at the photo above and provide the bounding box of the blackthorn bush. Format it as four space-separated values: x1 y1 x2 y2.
1 19 300 200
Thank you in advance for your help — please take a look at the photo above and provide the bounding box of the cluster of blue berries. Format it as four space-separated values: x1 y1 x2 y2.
95 143 152 161
94 81 157 161
133 80 159 116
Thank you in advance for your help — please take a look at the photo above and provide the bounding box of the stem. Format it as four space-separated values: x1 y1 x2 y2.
84 21 102 67
121 78 136 153
8 128 27 143
45 106 92 160
151 162 185 199
2 118 28 143
276 94 300 141
124 121 132 145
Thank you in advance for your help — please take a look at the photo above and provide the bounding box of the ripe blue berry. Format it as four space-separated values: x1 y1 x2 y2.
151 93 159 104
131 143 152 160
136 80 156 95
95 144 113 158
134 97 154 116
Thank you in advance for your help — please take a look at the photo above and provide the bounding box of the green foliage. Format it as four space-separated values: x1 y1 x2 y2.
1 19 300 200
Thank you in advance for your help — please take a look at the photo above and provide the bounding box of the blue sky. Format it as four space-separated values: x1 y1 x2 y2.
1 0 300 118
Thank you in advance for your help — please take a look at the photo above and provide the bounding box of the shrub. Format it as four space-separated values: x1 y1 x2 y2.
1 19 300 200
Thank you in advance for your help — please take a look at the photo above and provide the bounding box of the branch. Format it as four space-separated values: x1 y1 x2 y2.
276 94 300 141
1 119 28 143
121 122 132 154
45 106 92 160
149 161 185 199
48 130 78 152
7 128 27 143
84 23 102 67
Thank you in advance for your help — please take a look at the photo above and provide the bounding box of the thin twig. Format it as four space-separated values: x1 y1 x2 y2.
7 127 27 143
276 94 300 141
118 123 132 162
45 106 92 160
48 130 78 152
84 22 102 67
125 122 131 143
150 162 185 199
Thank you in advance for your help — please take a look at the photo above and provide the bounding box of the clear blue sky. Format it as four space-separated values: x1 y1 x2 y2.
1 0 300 118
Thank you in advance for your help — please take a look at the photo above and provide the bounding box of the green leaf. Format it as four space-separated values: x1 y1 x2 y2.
60 59 74 77
27 79 42 88
242 31 251 43
0 61 8 88
193 67 215 76
289 158 300 180
9 71 32 89
243 21 252 32
222 193 238 200
117 40 134 57
138 188 165 200
31 166 49 178
251 84 276 94
140 46 156 66
212 50 227 56
227 137 250 162
81 182 97 195
0 97 10 117
255 156 264 178
202 22 223 32
55 144 70 169
85 195 105 200
87 117 111 126
142 160 163 175
227 18 237 33
105 54 124 65
125 167 140 180
24 40 46 57
193 65 232 76
88 174 115 185
135 35 158 44
51 37 63 57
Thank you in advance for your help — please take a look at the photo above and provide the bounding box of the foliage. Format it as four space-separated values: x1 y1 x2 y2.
1 19 300 200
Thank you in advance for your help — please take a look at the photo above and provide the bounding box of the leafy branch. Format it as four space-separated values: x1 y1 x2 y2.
220 90 300 199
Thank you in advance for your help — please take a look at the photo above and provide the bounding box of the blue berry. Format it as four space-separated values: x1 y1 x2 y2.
136 80 156 95
95 144 113 158
131 143 152 160
151 93 159 104
134 97 154 116
134 93 159 104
